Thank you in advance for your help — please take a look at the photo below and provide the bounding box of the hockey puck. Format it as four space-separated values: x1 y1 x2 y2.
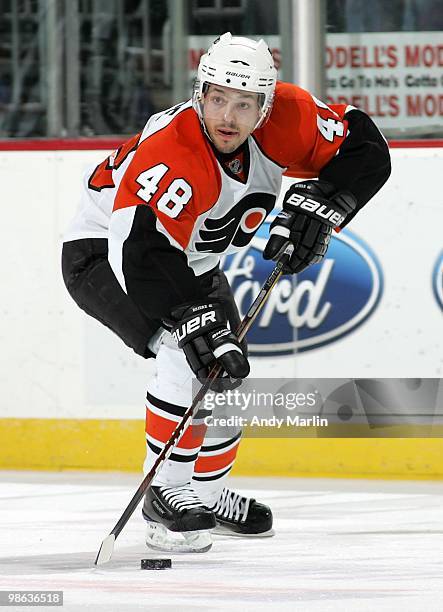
141 558 172 570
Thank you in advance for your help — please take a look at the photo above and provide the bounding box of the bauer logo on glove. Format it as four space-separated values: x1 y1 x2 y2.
263 179 357 275
172 309 217 343
285 192 346 227
166 301 250 381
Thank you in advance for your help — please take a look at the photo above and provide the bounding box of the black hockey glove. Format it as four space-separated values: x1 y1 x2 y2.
263 180 357 274
166 302 250 381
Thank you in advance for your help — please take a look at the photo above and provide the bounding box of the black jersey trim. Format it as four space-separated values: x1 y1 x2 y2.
122 206 204 319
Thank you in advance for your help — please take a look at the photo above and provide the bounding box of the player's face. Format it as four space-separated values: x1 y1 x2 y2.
202 85 261 153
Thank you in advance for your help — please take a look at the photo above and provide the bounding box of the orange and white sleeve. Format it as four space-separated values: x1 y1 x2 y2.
284 92 349 178
285 89 390 225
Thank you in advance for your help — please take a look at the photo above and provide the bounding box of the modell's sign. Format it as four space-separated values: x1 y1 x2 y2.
326 31 443 130
221 222 383 356
188 32 442 133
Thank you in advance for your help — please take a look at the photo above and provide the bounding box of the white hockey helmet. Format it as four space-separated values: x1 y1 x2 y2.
193 32 277 131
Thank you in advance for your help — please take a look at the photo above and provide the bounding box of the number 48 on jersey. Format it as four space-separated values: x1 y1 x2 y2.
136 164 193 219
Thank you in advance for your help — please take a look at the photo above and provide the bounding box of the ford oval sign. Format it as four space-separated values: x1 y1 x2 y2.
433 252 443 310
221 222 383 355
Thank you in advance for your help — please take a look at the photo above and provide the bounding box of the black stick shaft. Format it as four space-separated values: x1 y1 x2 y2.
106 244 293 541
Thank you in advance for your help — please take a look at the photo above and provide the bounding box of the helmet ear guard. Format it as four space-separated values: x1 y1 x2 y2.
193 32 277 131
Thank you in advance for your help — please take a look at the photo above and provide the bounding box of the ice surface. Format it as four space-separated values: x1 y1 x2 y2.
0 472 442 612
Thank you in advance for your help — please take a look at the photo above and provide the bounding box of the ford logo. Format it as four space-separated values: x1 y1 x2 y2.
433 252 443 310
221 221 383 355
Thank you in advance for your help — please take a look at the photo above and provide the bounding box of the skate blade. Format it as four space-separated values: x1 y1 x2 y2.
212 525 275 538
145 521 213 553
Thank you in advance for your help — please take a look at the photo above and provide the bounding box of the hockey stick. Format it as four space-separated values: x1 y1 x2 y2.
94 242 294 565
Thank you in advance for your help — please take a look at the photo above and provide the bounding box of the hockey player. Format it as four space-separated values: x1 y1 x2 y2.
62 33 391 552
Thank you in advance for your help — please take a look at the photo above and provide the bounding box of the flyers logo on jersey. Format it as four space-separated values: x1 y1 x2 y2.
195 193 275 253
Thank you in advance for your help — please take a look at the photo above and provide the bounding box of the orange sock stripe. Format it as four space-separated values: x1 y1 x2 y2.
145 408 206 449
193 442 240 473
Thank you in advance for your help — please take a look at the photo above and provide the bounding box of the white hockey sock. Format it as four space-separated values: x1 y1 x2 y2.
143 342 205 487
192 431 242 506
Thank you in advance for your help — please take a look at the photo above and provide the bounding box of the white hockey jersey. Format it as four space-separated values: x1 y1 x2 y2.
65 81 350 310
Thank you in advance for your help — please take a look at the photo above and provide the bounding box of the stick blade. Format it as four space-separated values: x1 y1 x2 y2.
94 534 116 566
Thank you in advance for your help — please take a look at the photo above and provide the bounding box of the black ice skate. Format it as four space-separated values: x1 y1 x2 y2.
142 484 216 552
210 488 274 537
